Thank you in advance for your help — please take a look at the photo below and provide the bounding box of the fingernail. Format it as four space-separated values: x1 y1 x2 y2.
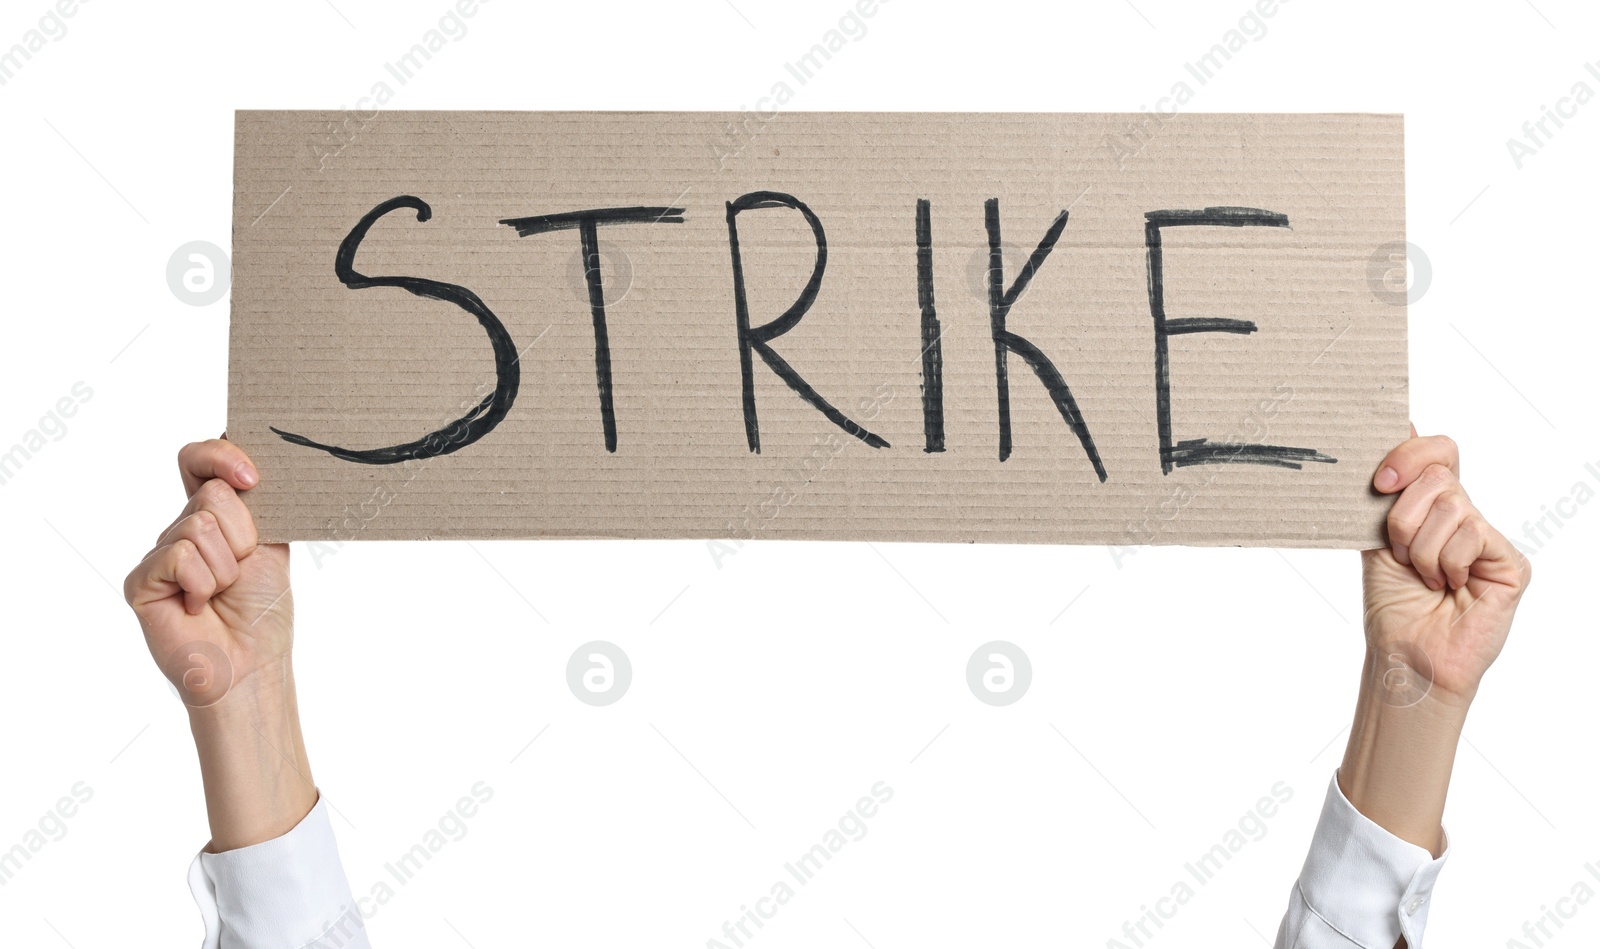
1375 466 1399 491
1424 577 1442 591
1392 543 1408 564
235 462 258 487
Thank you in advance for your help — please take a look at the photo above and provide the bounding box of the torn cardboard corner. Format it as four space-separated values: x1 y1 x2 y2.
227 110 1408 548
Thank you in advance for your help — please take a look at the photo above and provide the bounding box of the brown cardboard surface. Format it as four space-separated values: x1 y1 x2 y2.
228 111 1408 548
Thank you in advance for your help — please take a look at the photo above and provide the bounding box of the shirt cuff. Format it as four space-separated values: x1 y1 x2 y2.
1293 771 1449 948
187 793 371 949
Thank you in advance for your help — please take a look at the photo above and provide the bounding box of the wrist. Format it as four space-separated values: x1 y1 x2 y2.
1338 649 1471 856
187 658 316 852
184 654 295 725
1360 638 1479 712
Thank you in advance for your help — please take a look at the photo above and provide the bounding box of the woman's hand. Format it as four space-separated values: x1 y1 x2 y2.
1362 429 1532 709
124 438 292 707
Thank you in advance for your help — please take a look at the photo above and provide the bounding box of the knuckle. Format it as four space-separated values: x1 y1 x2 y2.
1417 463 1455 490
197 478 233 506
178 441 210 474
1388 508 1422 538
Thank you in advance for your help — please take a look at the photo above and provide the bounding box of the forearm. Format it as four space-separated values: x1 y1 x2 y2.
188 659 317 853
1337 647 1471 858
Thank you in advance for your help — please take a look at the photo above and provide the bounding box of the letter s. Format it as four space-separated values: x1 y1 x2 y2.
271 196 521 464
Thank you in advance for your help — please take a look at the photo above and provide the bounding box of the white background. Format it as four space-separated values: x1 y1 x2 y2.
1 1 1595 946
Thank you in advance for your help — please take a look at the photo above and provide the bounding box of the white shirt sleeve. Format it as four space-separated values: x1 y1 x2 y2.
187 793 372 949
1275 772 1449 948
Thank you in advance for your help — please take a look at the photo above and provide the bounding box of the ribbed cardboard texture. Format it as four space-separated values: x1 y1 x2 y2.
228 111 1408 547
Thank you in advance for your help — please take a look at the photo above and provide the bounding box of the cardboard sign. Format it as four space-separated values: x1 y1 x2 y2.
227 111 1407 548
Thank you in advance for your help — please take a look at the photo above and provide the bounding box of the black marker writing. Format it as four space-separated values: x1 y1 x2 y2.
500 206 686 452
916 199 945 453
725 191 889 453
984 199 1105 480
1144 207 1336 473
272 195 520 465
